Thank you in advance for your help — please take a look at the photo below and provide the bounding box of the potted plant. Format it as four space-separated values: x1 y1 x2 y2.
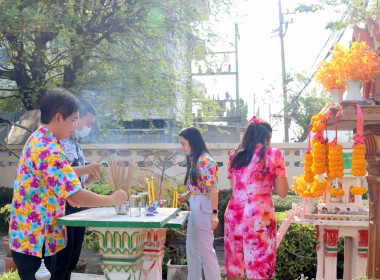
166 248 188 280
0 203 17 273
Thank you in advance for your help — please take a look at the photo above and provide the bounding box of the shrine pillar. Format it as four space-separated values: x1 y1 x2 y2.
323 229 339 280
364 132 380 278
354 229 368 278
315 225 324 280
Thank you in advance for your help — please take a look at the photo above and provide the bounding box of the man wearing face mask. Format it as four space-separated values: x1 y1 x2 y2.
55 99 102 280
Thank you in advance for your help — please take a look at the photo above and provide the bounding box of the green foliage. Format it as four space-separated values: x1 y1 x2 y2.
162 247 170 275
0 270 20 280
171 249 187 265
162 246 187 276
0 0 233 131
0 187 13 232
286 73 330 142
275 211 317 280
217 188 232 227
295 0 379 31
87 182 114 195
273 194 301 212
82 229 100 254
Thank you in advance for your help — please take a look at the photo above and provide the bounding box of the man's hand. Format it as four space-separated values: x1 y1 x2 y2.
111 190 129 205
87 163 102 178
67 197 81 208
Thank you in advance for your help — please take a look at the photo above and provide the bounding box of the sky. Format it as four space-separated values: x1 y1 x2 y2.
193 0 354 142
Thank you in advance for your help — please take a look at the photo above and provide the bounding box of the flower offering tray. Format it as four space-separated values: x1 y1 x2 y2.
326 101 380 131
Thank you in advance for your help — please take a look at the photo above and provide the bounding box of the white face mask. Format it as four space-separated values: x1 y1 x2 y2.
75 125 91 138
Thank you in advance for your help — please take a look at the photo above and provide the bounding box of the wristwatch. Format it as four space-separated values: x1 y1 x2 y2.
212 209 218 214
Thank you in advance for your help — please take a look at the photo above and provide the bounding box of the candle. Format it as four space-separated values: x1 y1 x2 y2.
173 190 178 208
151 177 155 201
146 178 151 205
172 190 176 208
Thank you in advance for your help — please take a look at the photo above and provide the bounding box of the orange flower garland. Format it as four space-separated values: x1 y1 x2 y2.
304 152 314 183
292 175 329 198
329 186 345 197
292 175 308 197
327 144 344 179
311 113 326 133
311 113 328 176
312 141 327 175
350 186 367 195
351 144 367 177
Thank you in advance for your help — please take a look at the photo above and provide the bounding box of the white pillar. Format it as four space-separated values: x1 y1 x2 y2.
316 225 325 280
142 228 167 280
323 229 339 280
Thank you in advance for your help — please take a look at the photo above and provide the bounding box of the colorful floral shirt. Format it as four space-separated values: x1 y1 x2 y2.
186 151 218 195
9 125 82 257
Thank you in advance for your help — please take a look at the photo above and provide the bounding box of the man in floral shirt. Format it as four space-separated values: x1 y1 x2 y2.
9 88 128 280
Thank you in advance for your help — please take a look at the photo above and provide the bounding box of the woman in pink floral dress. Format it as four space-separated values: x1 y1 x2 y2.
224 118 289 280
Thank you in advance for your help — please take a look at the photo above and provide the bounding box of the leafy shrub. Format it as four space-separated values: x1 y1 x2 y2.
218 189 232 227
87 183 114 195
273 194 301 212
0 186 13 232
275 211 317 280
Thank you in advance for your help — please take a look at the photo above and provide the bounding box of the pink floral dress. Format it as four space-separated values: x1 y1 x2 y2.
224 145 287 279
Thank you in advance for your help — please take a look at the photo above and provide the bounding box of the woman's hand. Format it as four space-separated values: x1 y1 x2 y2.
211 213 219 231
178 192 190 203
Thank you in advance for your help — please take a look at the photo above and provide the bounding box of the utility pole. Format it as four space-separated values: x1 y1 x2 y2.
278 0 293 142
235 23 240 142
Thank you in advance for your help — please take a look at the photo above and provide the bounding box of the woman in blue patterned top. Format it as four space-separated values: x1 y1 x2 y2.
178 126 221 280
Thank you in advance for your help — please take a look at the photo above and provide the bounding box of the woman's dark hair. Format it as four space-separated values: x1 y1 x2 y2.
179 126 210 186
231 119 272 170
40 88 80 124
79 99 97 118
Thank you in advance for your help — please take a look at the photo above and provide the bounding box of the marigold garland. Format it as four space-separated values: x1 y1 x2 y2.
351 144 367 177
350 186 367 195
292 175 329 198
311 113 327 133
292 175 308 197
327 144 344 179
312 141 327 175
304 152 314 183
329 186 345 197
311 113 328 176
